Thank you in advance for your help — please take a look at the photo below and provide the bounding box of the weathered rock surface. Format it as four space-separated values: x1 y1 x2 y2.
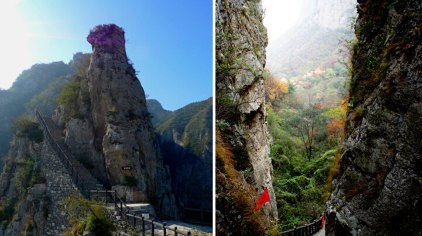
0 132 49 235
216 0 277 234
55 24 178 219
326 1 422 235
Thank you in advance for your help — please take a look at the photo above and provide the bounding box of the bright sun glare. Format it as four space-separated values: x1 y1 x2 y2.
0 0 302 90
0 0 33 89
262 0 303 42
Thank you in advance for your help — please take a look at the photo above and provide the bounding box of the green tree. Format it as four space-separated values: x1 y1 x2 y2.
12 115 43 143
290 106 322 162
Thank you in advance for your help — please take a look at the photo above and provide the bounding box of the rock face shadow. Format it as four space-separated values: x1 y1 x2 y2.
158 135 212 225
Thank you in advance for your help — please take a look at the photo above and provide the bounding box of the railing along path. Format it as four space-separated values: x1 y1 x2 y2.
36 110 97 198
281 217 323 236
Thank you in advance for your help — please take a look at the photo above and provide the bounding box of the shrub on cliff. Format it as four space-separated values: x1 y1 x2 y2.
62 195 114 235
216 129 269 234
12 116 43 143
0 197 18 225
56 53 91 125
15 158 35 195
57 81 81 123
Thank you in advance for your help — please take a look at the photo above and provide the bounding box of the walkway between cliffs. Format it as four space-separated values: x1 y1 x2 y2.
35 110 210 235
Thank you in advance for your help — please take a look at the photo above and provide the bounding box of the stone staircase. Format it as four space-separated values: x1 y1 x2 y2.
41 116 102 196
40 141 79 235
35 111 153 235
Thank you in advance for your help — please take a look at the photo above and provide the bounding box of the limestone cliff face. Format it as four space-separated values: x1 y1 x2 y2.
216 0 277 233
326 1 422 235
57 24 178 218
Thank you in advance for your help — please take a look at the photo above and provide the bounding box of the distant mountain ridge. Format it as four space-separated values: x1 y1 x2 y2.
266 0 356 78
0 62 73 161
155 97 212 158
146 99 172 125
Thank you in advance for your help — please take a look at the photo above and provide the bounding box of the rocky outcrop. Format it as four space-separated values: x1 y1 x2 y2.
55 24 178 219
216 0 277 234
0 126 49 236
326 1 422 235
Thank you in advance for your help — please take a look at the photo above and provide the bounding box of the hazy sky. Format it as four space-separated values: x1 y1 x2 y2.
262 0 303 41
0 0 212 111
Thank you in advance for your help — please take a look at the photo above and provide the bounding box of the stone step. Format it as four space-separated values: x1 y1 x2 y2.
40 116 104 192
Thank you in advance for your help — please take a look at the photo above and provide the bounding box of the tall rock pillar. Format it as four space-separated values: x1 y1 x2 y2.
86 24 178 218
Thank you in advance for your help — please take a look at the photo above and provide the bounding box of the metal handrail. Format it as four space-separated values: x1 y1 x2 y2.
35 111 90 197
281 218 323 236
88 189 130 213
89 190 193 235
126 213 192 236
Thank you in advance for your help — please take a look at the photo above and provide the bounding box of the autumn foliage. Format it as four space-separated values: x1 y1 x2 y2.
326 119 345 141
326 98 347 143
216 129 269 234
265 74 289 103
